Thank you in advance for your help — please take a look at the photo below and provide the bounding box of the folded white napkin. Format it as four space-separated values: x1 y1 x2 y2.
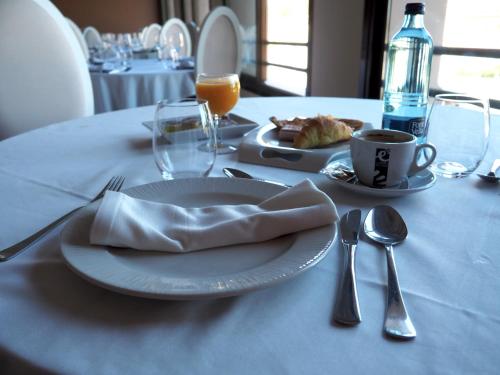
90 179 338 253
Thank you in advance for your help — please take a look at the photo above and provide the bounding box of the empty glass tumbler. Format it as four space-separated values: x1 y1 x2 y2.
426 94 490 178
153 99 216 180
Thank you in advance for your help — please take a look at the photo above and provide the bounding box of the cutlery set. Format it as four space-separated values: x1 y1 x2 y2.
334 206 416 340
3 168 418 338
223 167 417 339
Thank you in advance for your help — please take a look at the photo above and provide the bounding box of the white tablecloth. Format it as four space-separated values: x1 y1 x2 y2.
0 97 499 374
90 59 195 114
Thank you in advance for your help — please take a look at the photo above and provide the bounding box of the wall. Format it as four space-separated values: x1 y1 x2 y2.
52 0 161 33
309 0 365 97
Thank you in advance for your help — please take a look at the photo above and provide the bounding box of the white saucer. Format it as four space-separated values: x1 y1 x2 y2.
320 151 437 198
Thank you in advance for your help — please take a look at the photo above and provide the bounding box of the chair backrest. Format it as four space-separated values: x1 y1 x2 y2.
159 18 192 57
83 26 102 50
143 23 161 49
0 0 94 140
66 18 89 60
139 25 148 44
195 6 242 76
186 21 200 57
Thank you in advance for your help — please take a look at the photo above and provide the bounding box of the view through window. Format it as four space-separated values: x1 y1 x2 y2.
263 0 309 95
386 0 500 106
229 0 310 96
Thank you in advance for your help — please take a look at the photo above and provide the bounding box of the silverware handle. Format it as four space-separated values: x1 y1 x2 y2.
0 206 81 262
260 179 292 188
334 243 362 325
384 245 416 339
490 159 500 174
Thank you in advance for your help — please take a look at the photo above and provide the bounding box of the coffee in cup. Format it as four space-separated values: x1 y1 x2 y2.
350 129 436 188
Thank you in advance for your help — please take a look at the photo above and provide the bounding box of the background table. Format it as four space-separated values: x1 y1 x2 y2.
0 97 498 374
90 58 195 114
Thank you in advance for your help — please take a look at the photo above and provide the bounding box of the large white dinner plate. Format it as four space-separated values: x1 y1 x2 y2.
61 178 337 300
321 151 437 198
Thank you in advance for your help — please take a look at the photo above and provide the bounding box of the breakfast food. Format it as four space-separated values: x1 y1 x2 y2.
270 116 311 129
270 114 363 149
294 118 353 149
338 118 363 130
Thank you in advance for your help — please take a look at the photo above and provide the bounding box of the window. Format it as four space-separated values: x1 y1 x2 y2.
386 0 500 107
228 0 311 96
262 0 310 95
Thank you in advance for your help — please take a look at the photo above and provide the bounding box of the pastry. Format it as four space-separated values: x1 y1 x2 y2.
338 118 363 130
278 124 304 141
293 118 353 149
270 114 363 148
270 116 310 129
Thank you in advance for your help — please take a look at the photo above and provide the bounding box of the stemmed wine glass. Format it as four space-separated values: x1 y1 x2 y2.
196 73 240 154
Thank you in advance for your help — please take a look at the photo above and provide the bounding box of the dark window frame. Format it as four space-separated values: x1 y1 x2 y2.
360 0 500 109
240 0 313 97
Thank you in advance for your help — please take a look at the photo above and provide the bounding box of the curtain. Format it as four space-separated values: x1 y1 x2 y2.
159 0 211 26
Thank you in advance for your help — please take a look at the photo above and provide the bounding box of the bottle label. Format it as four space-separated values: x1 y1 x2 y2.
382 116 426 137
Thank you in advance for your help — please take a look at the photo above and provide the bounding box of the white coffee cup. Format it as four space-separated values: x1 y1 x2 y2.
350 129 437 188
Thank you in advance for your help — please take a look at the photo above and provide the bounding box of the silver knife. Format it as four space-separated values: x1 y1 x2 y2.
333 209 362 325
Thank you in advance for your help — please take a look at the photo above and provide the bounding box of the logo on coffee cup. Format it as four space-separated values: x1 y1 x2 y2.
373 148 390 188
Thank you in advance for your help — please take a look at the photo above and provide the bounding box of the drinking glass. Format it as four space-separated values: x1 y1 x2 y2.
196 73 240 154
117 33 133 68
153 99 216 180
426 94 490 178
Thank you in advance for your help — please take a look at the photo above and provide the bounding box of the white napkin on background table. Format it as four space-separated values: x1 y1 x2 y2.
89 179 338 253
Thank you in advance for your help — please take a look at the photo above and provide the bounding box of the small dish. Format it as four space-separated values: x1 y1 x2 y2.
320 151 437 198
142 113 258 140
239 121 372 172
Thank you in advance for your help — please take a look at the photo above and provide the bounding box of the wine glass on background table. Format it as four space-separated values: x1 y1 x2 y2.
153 99 216 180
196 73 240 154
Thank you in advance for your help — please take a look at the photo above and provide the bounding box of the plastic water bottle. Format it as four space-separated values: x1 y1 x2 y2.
382 3 433 143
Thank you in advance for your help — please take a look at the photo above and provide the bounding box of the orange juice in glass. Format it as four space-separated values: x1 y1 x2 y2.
196 73 240 154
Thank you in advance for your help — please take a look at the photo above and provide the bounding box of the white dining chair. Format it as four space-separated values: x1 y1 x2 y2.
186 21 200 57
83 26 102 50
66 18 89 60
143 23 162 50
0 0 94 140
195 6 243 76
139 25 149 44
159 18 192 57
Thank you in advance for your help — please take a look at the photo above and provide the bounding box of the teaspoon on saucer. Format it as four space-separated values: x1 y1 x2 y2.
477 159 500 183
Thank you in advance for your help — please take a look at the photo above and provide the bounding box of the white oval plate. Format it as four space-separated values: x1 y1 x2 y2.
321 151 437 198
61 178 337 300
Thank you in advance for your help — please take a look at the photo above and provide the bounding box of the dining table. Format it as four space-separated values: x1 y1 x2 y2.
90 58 195 114
0 97 498 374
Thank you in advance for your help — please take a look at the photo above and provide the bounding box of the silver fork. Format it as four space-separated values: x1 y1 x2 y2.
0 175 125 262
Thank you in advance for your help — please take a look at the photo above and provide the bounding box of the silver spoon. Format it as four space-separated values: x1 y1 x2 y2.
222 168 291 188
364 205 416 339
477 159 500 183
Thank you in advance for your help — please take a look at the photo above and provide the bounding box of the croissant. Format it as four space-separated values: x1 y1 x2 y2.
293 118 353 149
